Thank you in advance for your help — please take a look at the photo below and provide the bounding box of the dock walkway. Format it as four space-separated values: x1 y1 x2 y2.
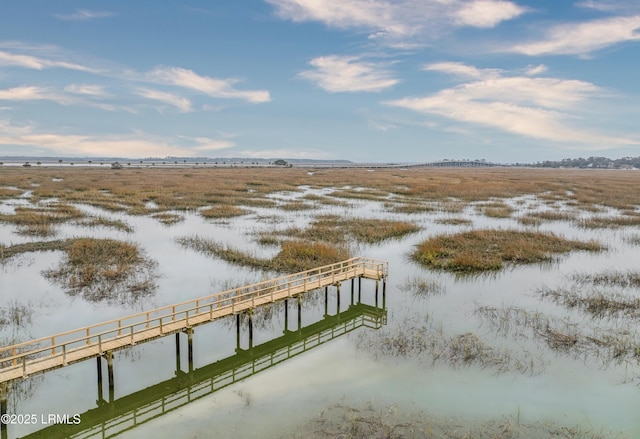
0 257 387 384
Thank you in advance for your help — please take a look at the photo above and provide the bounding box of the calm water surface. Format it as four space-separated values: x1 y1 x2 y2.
1 187 639 438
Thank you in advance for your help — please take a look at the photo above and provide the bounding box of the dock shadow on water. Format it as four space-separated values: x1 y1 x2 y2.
12 296 387 439
42 238 158 306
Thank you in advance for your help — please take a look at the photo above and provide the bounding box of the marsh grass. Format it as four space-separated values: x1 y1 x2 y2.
177 236 350 273
0 300 33 331
356 314 544 375
0 186 22 200
286 216 420 244
518 211 577 226
399 276 445 298
200 204 248 219
279 200 315 211
570 270 640 289
537 270 640 319
151 212 185 225
478 201 514 218
74 215 133 232
540 288 640 319
384 201 435 214
293 402 626 439
576 215 640 229
412 230 602 273
475 305 640 369
0 239 67 262
623 234 640 246
0 203 85 237
434 217 472 226
2 168 640 227
42 238 158 305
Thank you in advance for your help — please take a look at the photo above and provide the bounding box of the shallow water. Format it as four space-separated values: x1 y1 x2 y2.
1 190 640 438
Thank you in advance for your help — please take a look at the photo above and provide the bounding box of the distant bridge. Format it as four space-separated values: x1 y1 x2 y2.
296 160 501 169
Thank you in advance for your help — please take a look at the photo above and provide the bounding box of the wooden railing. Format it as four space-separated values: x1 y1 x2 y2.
0 257 387 382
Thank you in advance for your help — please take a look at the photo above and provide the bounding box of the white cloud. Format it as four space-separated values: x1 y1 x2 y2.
423 62 502 79
510 16 640 55
135 88 193 112
0 45 271 107
524 64 548 76
148 67 270 103
0 85 135 113
575 1 640 13
0 50 93 71
386 65 637 148
0 120 234 157
266 0 526 44
0 86 74 104
54 9 115 21
454 0 526 28
64 84 107 96
299 55 398 92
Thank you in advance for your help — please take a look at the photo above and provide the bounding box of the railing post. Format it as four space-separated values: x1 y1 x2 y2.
12 347 17 366
51 337 56 355
210 304 213 320
99 334 103 354
22 355 27 377
118 320 122 336
62 344 67 366
159 318 164 335
186 310 190 327
130 326 135 345
172 306 176 321
86 328 91 345
146 312 150 328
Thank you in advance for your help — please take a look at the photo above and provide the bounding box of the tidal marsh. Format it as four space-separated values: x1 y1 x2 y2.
177 235 350 273
42 238 158 305
293 402 627 439
285 216 420 244
411 230 602 273
2 166 640 437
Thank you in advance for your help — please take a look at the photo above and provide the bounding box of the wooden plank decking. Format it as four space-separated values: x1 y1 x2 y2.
0 257 387 384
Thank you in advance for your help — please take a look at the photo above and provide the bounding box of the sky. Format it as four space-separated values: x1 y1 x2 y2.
0 0 639 163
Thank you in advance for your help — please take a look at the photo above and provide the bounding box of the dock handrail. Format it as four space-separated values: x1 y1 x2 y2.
0 256 387 382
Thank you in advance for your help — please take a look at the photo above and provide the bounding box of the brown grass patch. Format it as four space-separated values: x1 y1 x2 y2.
287 215 420 244
0 203 84 236
412 229 602 273
42 238 157 304
200 205 248 219
177 236 350 273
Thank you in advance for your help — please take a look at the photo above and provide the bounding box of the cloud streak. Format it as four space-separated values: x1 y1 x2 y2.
509 16 640 55
0 50 93 71
267 0 526 44
0 120 234 157
148 67 270 103
386 63 637 148
135 88 193 112
54 10 115 21
300 55 398 92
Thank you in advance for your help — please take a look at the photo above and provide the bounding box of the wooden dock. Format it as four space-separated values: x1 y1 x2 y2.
0 257 387 385
21 302 386 439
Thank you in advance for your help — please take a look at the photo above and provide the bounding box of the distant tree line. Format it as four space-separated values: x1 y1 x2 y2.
533 156 640 169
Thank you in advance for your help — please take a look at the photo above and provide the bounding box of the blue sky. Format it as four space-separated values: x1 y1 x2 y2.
1 0 639 163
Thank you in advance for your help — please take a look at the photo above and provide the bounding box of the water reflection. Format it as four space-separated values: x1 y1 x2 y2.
17 300 386 439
